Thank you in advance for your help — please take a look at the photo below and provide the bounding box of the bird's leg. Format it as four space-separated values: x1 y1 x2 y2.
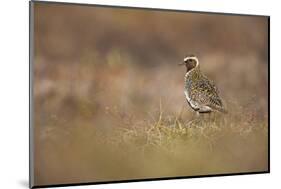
212 113 216 123
207 112 212 121
197 111 213 127
201 113 209 126
211 113 215 120
185 111 200 127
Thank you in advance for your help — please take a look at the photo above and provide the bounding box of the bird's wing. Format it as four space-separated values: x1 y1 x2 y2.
191 78 224 111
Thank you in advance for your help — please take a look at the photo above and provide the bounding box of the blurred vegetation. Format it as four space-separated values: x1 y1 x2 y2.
33 2 268 186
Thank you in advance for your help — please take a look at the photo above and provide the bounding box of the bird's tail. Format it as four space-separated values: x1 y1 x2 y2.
214 100 228 114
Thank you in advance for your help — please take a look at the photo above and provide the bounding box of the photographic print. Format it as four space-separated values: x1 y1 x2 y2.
30 1 269 188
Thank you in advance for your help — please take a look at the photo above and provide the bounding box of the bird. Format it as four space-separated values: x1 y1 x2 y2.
179 55 227 114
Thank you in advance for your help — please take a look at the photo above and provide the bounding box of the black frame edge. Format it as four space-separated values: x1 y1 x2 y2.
267 16 270 173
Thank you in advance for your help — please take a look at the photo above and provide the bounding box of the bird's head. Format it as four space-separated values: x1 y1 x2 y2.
179 54 199 72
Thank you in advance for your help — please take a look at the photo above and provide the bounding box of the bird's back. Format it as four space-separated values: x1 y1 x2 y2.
184 68 226 113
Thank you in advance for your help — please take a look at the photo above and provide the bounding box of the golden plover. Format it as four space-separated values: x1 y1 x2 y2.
179 55 226 114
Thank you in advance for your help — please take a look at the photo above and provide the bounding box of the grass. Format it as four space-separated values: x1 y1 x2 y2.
34 98 268 186
107 99 268 154
34 85 268 185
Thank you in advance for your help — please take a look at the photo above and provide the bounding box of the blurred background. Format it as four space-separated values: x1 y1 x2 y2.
32 2 268 186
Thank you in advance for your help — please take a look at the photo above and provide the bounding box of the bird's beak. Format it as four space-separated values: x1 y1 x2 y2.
178 61 185 66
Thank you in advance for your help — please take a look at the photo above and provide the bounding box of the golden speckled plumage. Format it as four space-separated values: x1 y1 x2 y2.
180 55 226 113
